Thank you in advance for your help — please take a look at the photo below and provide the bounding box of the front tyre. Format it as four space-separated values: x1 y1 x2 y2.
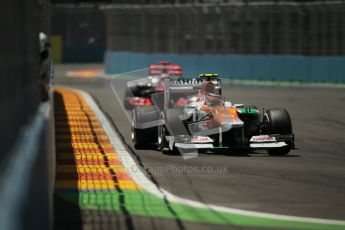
131 110 146 149
131 107 158 149
264 108 293 156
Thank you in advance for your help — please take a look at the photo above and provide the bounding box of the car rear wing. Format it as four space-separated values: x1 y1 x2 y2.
148 64 183 76
167 78 221 92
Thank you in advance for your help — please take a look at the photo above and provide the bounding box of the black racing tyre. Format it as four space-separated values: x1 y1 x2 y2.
264 108 292 135
131 106 159 149
264 108 292 155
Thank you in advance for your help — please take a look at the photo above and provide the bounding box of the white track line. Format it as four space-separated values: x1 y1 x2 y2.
78 89 345 226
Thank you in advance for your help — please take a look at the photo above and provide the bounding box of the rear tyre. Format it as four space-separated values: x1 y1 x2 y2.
264 108 292 156
131 106 158 149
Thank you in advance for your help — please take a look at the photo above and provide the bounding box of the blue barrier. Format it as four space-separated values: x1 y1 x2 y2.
104 51 345 83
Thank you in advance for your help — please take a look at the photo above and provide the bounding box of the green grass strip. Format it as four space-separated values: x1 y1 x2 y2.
56 190 345 230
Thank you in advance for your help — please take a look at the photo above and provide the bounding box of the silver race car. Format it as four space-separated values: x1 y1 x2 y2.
131 74 296 156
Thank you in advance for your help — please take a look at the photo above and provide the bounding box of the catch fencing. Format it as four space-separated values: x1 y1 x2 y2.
102 1 345 82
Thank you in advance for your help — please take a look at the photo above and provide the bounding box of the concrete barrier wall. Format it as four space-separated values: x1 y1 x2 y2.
0 102 54 230
0 0 54 229
105 51 345 83
0 0 40 156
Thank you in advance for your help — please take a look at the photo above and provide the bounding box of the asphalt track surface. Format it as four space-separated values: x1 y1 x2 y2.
54 64 345 229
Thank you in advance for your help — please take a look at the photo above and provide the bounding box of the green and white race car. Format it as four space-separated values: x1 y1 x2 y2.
131 74 296 156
